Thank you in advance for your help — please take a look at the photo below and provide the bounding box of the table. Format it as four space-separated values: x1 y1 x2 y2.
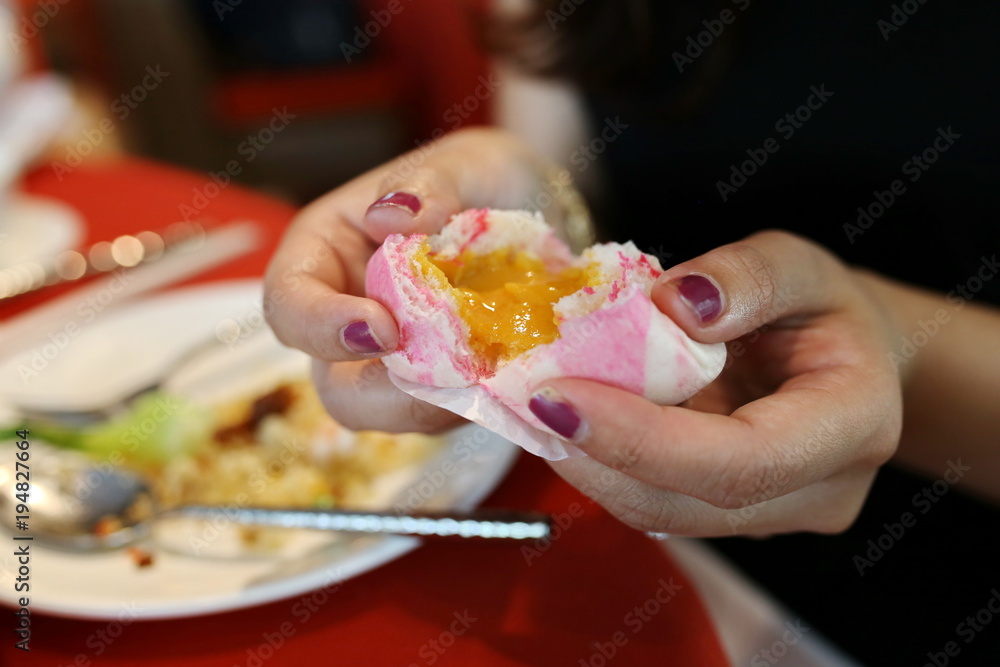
1 159 729 666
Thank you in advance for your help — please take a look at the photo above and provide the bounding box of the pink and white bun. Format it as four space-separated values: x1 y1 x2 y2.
366 209 726 460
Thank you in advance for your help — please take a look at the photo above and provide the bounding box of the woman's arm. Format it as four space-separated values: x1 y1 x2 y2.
858 270 1000 504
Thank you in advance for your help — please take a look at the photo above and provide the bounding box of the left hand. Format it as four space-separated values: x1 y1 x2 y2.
531 230 904 537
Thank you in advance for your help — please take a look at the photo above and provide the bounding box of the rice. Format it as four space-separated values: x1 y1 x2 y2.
148 379 444 515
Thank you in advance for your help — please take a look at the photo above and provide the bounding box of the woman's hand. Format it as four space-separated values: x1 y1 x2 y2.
533 231 906 537
264 128 551 434
266 128 913 538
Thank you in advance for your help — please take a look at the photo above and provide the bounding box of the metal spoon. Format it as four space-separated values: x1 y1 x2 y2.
9 331 248 428
0 453 551 551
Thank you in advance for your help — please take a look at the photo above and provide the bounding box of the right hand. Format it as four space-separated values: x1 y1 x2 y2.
264 127 552 433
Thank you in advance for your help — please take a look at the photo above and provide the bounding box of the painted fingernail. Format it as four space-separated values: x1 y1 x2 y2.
366 191 421 217
529 387 584 441
342 320 383 354
673 274 722 323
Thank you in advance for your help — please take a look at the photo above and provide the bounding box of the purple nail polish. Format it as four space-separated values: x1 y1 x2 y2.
342 320 383 354
674 274 722 323
366 191 421 217
529 388 583 440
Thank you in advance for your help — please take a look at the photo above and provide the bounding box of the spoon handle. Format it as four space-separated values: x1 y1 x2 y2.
162 506 552 541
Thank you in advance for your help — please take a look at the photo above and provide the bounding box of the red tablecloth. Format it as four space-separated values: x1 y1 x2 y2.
2 160 729 666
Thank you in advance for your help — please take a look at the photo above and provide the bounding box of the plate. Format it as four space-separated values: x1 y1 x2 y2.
0 280 519 619
0 192 84 270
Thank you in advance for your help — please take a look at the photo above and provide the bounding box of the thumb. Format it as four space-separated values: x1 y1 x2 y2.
650 230 846 343
363 161 465 242
364 147 467 243
362 128 545 242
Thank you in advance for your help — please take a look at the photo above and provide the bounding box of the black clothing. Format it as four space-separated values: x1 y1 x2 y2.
582 1 1000 664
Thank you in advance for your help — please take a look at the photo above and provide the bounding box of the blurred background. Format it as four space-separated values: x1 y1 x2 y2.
3 0 492 204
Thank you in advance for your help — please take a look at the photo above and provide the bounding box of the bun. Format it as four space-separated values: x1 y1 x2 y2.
365 209 726 460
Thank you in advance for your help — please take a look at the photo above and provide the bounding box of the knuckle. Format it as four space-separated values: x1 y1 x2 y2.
328 410 367 432
810 513 855 535
794 467 875 535
348 359 386 395
609 437 648 476
266 314 294 347
706 454 780 510
868 423 901 468
603 480 677 534
300 293 341 359
855 380 903 468
381 162 433 193
267 306 308 354
441 125 503 148
317 388 361 430
304 325 336 361
607 421 664 477
261 281 286 330
615 503 668 534
404 396 449 433
313 362 374 430
722 242 780 320
807 495 865 534
873 399 904 465
264 288 332 357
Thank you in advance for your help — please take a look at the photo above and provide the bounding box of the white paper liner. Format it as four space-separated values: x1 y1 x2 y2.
388 372 585 461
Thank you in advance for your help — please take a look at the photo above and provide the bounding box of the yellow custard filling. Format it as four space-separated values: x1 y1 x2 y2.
416 244 593 366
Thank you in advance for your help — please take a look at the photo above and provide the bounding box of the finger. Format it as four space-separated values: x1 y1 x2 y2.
265 128 539 361
311 359 462 434
650 230 849 344
363 169 463 242
530 373 895 509
264 214 398 362
363 128 539 241
548 457 875 537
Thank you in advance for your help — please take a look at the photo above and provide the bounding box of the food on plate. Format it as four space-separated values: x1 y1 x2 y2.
365 208 727 460
11 379 444 552
155 380 441 512
127 546 155 568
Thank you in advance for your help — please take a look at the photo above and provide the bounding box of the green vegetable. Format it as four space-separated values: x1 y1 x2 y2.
2 392 212 466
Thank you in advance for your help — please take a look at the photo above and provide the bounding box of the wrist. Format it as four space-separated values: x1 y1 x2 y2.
849 267 926 389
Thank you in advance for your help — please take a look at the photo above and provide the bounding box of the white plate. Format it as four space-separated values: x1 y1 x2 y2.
0 192 84 270
0 280 519 619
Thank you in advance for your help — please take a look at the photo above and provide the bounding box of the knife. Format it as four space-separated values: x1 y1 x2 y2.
0 221 211 301
0 220 261 359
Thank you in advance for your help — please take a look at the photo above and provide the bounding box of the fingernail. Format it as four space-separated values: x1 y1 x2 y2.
529 387 584 441
673 274 722 323
366 191 421 217
342 320 383 354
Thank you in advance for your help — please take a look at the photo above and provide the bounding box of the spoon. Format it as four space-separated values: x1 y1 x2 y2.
9 330 252 428
0 453 551 551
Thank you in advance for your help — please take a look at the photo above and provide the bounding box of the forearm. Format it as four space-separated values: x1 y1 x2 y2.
857 269 1000 503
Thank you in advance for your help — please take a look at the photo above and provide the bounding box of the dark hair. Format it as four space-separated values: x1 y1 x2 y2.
488 0 738 116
